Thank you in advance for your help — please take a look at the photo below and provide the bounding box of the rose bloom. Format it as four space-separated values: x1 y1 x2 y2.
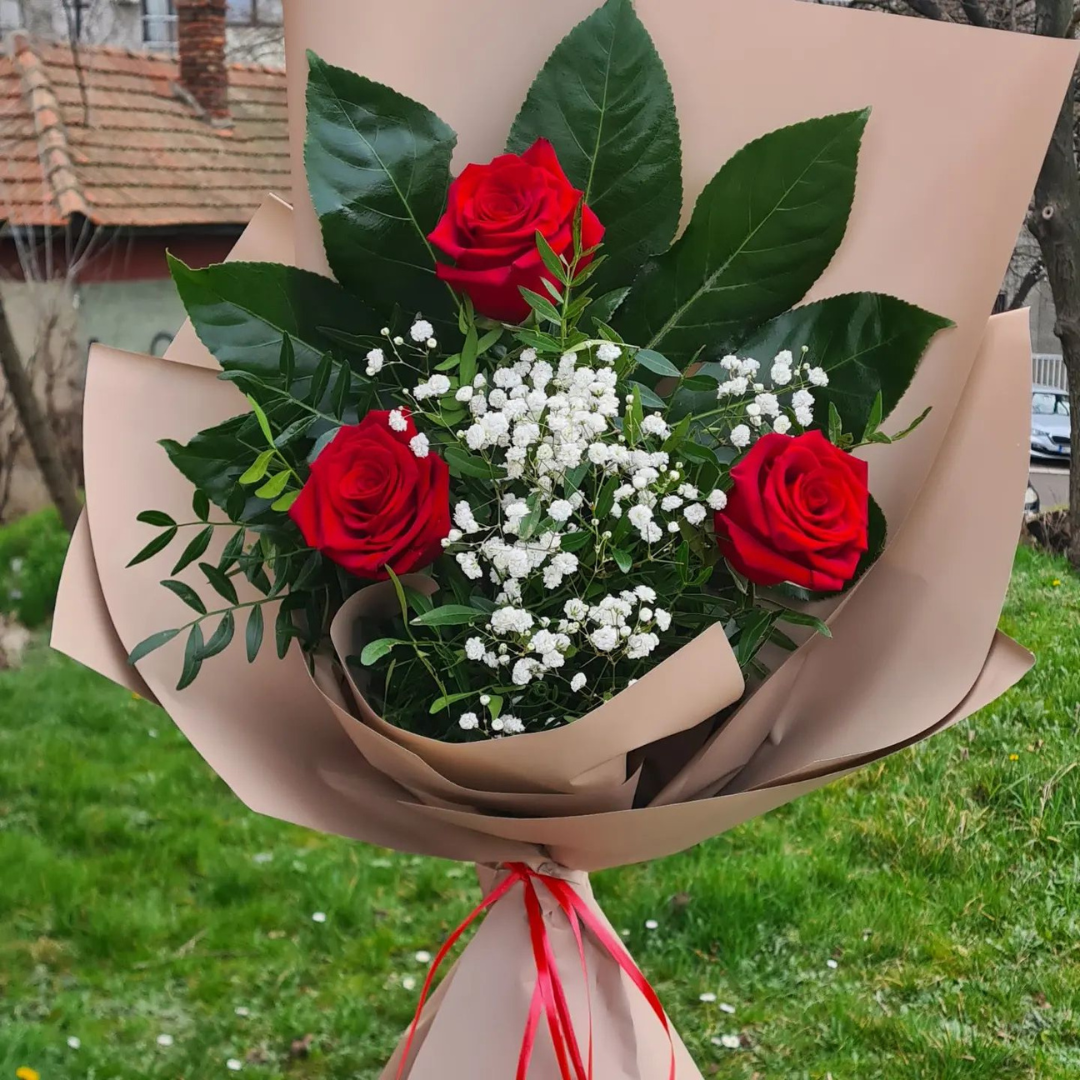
428 138 604 323
289 409 450 580
715 430 869 592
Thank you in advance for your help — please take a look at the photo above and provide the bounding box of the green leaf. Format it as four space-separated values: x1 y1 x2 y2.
247 395 274 445
828 402 844 445
239 449 275 487
308 354 333 408
774 607 833 638
310 428 340 463
177 624 204 691
200 611 235 661
127 628 181 666
271 490 300 513
589 287 630 327
279 334 296 384
734 609 776 668
137 510 175 528
246 605 264 663
477 327 504 355
305 52 457 325
559 530 593 553
192 490 210 523
535 230 568 283
274 416 317 449
613 548 632 573
411 605 485 628
627 381 667 411
360 637 405 666
507 0 681 293
171 525 214 576
443 445 506 481
255 472 291 501
635 349 681 379
519 288 562 324
331 362 351 419
219 528 246 573
159 578 206 613
199 562 239 606
404 586 435 617
429 690 477 715
617 110 870 365
737 293 953 436
127 526 178 568
680 374 718 393
862 391 884 442
169 256 378 384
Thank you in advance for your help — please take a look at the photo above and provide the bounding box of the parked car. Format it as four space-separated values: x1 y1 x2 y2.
1031 385 1071 462
1025 481 1041 522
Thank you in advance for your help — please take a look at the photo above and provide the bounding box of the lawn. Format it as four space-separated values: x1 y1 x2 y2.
1 545 1079 1079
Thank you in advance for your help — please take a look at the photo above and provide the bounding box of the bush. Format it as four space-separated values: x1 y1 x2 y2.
0 506 71 629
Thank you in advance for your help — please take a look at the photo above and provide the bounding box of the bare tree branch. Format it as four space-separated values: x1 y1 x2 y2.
1006 256 1046 308
900 0 949 17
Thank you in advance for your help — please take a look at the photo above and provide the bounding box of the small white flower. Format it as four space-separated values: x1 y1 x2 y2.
311 912 327 923
157 1034 174 1047
628 504 653 531
730 425 751 449
644 919 659 931
808 366 829 387
365 348 385 376
641 414 670 439
716 1035 741 1050
795 405 814 427
227 1058 244 1072
792 388 815 410
597 341 622 364
410 319 434 343
684 503 707 526
590 626 620 652
68 1037 81 1050
458 712 480 732
389 409 409 433
235 1007 251 1017
706 489 728 511
826 958 839 970
402 976 417 992
634 585 657 603
456 552 482 580
661 495 683 512
549 500 574 523
427 338 438 350
639 607 654 622
565 599 588 622
720 1003 736 1015
465 638 485 661
773 414 793 435
501 715 526 735
654 609 672 632
252 852 273 864
570 673 587 693
455 385 474 402
755 392 780 418
415 950 433 964
699 993 717 1004
393 335 405 346
667 522 680 533
409 433 430 459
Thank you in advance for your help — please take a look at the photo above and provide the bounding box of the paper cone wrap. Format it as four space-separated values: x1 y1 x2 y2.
51 1 1080 1075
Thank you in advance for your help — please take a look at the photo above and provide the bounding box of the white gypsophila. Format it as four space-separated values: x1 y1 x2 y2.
454 502 481 534
457 552 483 580
455 385 474 403
773 414 793 435
596 341 622 364
458 712 480 731
626 633 660 660
490 607 535 636
755 393 780 418
684 503 707 526
500 716 526 735
410 318 434 343
730 424 751 449
706 489 728 511
409 433 430 459
807 366 829 387
795 406 814 427
389 409 409 433
661 495 683 512
635 585 656 603
590 626 620 652
641 413 671 439
465 637 485 661
654 609 672 631
365 348 385 376
792 388 814 411
570 673 587 693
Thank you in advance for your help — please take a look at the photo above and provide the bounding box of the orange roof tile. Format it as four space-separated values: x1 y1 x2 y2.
0 36 289 229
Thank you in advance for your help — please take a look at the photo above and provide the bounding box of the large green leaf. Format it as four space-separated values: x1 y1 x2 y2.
617 110 870 365
507 0 681 293
305 52 457 325
738 292 953 435
169 257 379 387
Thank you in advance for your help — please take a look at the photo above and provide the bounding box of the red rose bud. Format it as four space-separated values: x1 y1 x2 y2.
428 138 604 323
715 430 869 593
288 408 451 580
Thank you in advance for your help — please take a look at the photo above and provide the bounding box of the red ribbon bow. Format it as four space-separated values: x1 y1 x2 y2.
396 863 676 1080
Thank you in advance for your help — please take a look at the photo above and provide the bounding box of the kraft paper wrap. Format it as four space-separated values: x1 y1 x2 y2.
51 1 1079 1075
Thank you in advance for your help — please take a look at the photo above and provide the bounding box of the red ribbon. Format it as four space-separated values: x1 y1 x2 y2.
395 863 676 1080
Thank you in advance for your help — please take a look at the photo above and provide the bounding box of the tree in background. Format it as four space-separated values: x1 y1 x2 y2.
849 0 1080 566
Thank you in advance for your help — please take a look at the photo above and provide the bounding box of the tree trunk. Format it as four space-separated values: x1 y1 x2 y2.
0 290 82 533
1028 0 1080 566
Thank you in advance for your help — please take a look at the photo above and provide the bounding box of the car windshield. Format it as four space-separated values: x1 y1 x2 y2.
1032 392 1070 416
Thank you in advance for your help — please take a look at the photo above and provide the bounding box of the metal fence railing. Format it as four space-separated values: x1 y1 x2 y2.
1033 354 1068 391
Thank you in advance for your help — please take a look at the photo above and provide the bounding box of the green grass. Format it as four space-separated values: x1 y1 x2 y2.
1 545 1078 1079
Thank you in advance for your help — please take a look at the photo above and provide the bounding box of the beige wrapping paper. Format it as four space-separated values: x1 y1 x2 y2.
51 1 1079 1075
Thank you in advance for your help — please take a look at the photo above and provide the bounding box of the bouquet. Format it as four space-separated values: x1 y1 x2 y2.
53 0 1078 1075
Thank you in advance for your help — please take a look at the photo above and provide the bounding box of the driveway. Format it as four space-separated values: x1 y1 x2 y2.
1030 463 1069 510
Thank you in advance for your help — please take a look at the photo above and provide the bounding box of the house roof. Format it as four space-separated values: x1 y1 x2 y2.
0 36 290 229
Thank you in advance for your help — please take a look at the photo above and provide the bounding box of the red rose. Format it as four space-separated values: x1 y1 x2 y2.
428 138 604 323
715 430 869 592
288 409 450 580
